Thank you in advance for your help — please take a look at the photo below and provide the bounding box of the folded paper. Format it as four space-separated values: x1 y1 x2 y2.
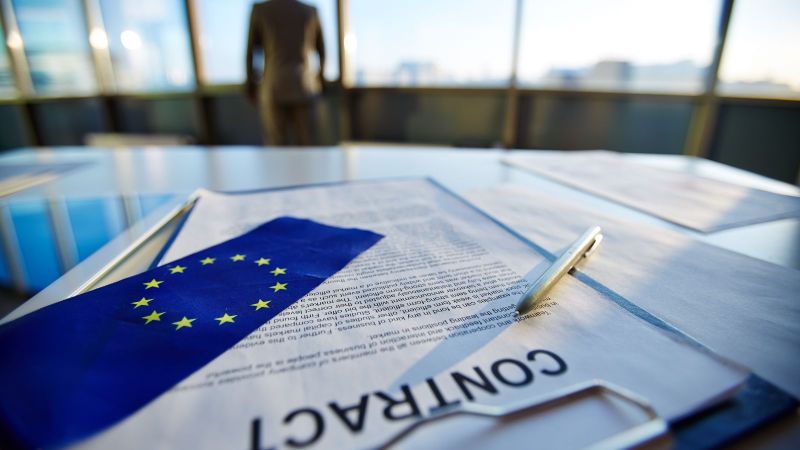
0 217 382 449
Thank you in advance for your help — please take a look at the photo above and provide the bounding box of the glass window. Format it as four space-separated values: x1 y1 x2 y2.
195 0 337 85
0 22 16 97
517 0 721 93
100 0 194 92
11 0 97 96
347 0 515 87
718 0 800 98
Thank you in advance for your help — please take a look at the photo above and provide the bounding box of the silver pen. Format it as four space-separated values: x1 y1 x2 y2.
515 226 603 315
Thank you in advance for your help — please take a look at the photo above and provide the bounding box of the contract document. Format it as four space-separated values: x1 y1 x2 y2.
467 184 800 399
503 150 800 232
77 179 746 450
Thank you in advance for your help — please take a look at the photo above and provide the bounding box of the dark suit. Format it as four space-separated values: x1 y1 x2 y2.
246 0 325 145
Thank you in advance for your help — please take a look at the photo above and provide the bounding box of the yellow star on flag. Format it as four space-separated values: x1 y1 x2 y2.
230 254 246 262
200 257 216 265
131 297 153 308
142 310 164 324
255 257 271 266
270 282 287 292
215 313 237 325
270 267 287 276
173 316 196 330
169 265 186 274
251 299 271 310
143 279 163 289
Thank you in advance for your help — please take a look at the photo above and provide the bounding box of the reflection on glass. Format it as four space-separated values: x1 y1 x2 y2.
518 0 720 93
718 0 800 98
0 194 175 294
9 200 62 292
67 198 124 261
195 0 338 84
348 0 514 86
11 0 97 96
100 0 194 92
0 22 15 97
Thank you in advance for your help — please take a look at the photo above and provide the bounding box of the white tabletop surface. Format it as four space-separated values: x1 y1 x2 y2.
2 145 798 449
3 145 798 270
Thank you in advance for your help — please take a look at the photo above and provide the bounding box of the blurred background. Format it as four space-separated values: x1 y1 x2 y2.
0 0 797 178
0 0 798 303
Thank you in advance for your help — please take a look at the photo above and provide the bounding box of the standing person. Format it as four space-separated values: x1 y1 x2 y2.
246 0 325 146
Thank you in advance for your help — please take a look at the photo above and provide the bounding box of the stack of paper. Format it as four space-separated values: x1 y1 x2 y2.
467 184 800 400
503 151 800 232
74 179 747 449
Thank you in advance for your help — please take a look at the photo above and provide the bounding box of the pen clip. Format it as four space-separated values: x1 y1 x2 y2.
583 234 603 258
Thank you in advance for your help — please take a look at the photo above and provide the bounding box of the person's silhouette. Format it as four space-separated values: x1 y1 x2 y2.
246 0 325 146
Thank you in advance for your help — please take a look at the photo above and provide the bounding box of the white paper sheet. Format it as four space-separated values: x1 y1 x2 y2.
77 179 746 450
503 151 800 233
467 183 800 399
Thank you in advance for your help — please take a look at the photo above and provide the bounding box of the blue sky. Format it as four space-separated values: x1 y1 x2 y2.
346 0 799 90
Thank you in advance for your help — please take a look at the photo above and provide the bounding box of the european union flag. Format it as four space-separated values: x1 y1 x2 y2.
0 217 382 449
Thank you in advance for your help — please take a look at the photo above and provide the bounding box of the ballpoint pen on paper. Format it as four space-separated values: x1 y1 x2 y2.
515 226 603 315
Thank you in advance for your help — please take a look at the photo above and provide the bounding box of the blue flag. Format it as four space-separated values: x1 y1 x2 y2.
0 217 382 449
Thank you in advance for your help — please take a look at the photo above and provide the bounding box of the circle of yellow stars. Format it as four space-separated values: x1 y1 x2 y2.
135 253 290 330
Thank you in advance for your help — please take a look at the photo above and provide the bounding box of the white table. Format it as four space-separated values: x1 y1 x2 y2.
2 145 798 448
